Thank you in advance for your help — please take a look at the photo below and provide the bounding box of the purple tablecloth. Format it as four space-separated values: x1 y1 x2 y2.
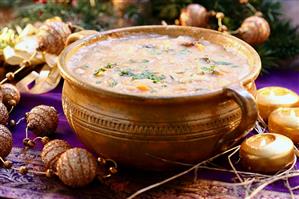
1 69 299 198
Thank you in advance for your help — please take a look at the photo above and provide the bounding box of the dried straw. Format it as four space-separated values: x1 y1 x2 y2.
127 120 298 199
246 172 299 199
127 146 240 199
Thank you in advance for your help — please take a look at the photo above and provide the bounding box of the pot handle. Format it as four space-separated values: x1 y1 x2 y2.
65 30 98 46
215 83 258 151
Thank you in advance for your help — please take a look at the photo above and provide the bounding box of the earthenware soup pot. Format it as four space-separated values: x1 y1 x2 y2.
58 25 261 170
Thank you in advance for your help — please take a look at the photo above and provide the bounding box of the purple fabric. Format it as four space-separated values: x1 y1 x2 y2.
10 81 85 150
256 69 299 91
6 69 299 197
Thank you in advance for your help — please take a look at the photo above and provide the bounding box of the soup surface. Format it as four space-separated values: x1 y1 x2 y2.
67 34 250 96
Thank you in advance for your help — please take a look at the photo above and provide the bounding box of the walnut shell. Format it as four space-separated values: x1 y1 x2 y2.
1 83 20 108
0 102 9 125
0 90 3 102
56 148 97 187
41 139 71 169
0 124 12 158
26 105 58 136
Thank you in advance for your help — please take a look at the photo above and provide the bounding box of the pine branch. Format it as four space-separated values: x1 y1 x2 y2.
11 0 113 31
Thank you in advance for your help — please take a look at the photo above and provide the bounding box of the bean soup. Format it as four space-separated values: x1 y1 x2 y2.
67 34 250 96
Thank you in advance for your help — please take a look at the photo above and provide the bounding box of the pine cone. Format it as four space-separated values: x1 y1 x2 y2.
41 139 71 169
0 90 3 102
37 19 72 55
0 102 9 125
0 125 12 158
26 105 58 136
1 83 20 108
56 148 97 187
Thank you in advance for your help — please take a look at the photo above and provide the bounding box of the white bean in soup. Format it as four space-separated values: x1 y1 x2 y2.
67 34 250 96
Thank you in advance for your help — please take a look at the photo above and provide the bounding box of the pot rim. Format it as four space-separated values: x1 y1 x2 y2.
58 25 261 103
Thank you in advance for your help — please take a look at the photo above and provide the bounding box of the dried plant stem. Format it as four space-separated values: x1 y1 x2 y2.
284 179 295 199
146 153 193 167
127 146 240 199
245 155 297 199
12 166 46 176
8 106 14 114
197 166 270 178
25 126 29 139
0 157 5 164
207 161 225 169
257 114 267 130
246 173 299 199
148 153 271 178
147 152 273 181
291 184 299 191
14 64 27 74
129 133 297 199
193 166 199 182
244 179 254 198
217 17 223 31
246 3 257 14
228 147 243 183
254 122 265 134
33 136 43 142
229 29 240 35
219 178 256 187
16 117 25 125
272 155 297 179
0 64 26 85
166 180 253 192
0 50 37 85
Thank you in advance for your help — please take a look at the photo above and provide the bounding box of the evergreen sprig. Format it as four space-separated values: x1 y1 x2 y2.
9 0 113 31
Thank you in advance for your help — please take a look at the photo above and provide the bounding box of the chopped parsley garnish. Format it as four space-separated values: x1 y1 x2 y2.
142 59 150 63
94 63 117 76
213 61 233 65
142 44 156 49
119 70 135 76
94 68 107 76
108 79 118 87
199 58 233 66
199 57 211 63
119 70 165 83
201 65 217 74
105 63 117 69
163 47 175 53
178 48 191 55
